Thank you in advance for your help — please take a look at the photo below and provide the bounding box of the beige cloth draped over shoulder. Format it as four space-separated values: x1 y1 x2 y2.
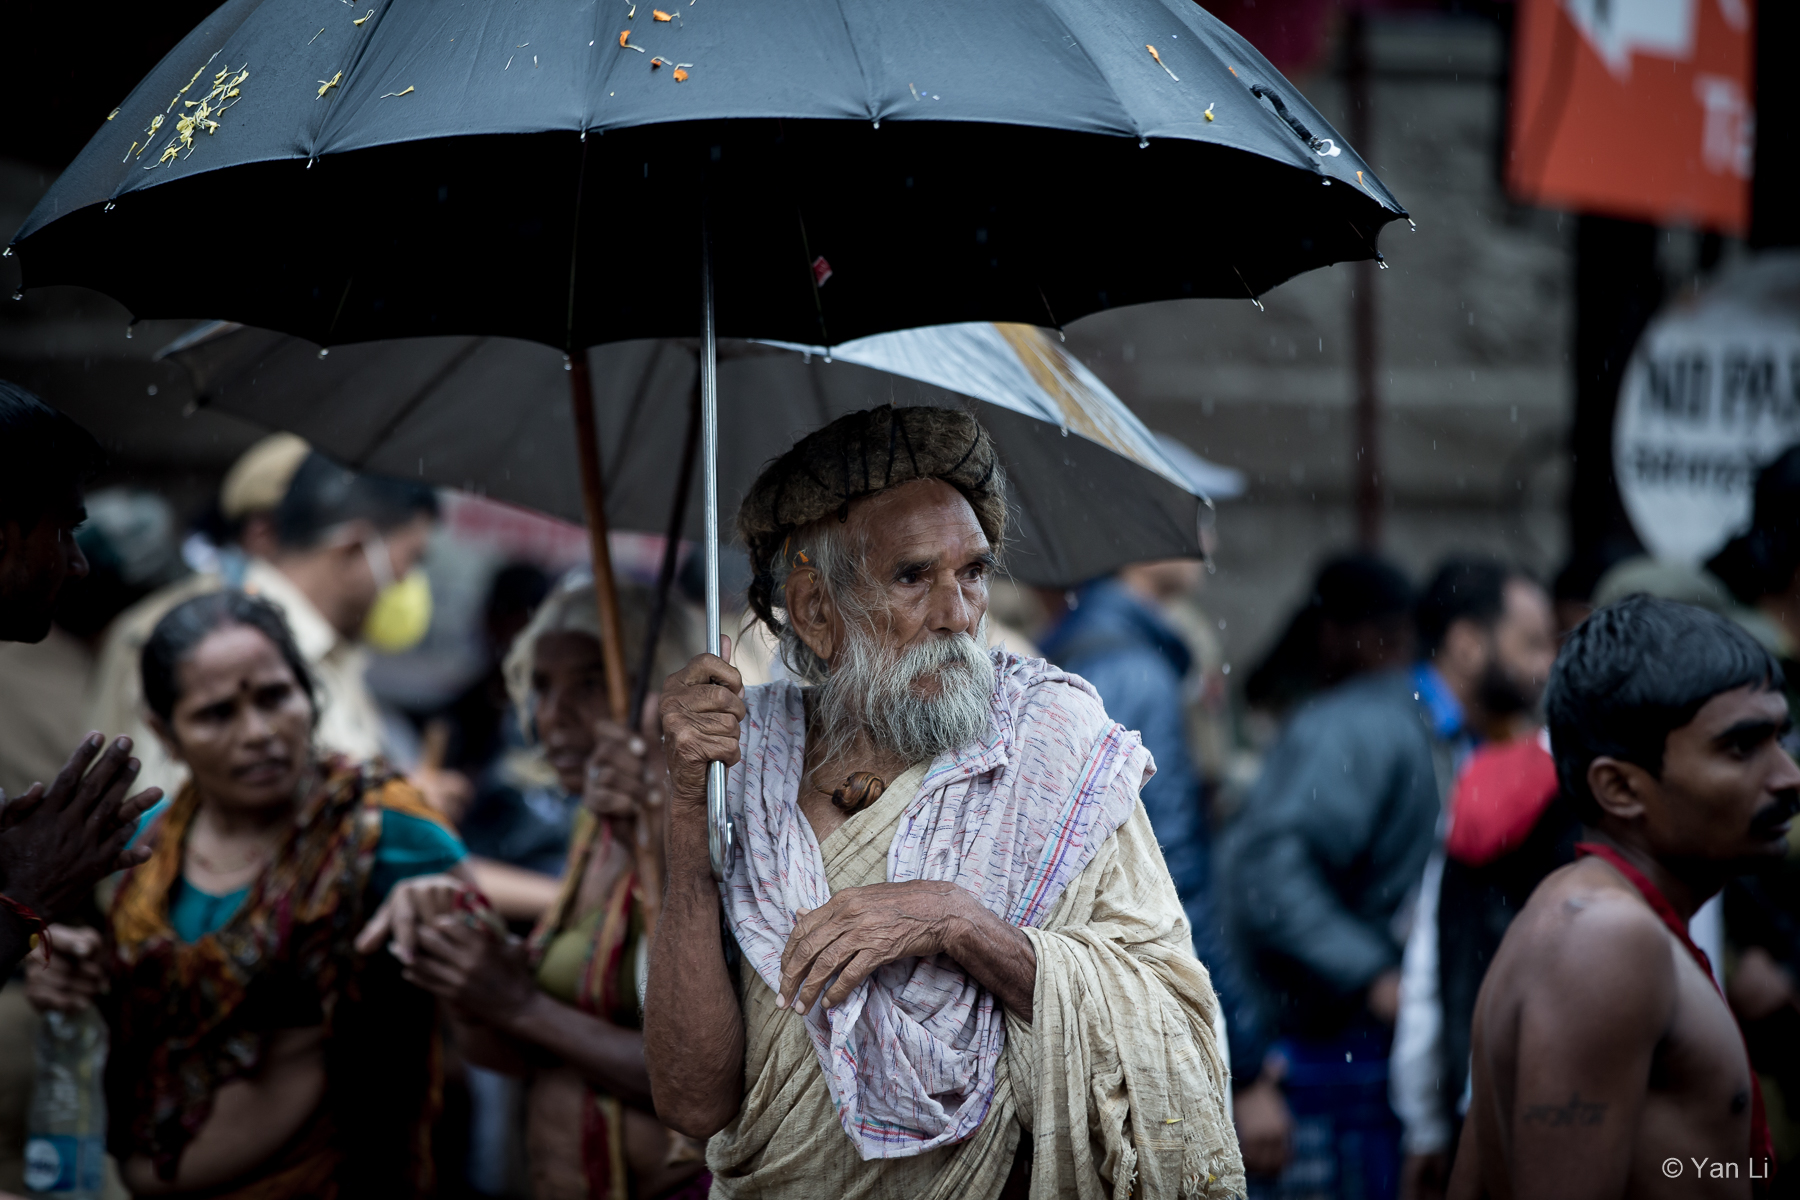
707 765 1245 1200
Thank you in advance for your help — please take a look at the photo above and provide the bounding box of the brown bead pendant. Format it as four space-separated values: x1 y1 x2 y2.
830 771 887 815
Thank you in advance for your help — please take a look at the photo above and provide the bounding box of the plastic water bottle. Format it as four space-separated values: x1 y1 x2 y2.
24 1007 107 1199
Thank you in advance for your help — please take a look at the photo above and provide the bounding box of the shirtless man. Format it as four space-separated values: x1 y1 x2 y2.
1451 595 1798 1200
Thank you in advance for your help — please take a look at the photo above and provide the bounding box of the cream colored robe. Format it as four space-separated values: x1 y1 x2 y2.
706 765 1245 1200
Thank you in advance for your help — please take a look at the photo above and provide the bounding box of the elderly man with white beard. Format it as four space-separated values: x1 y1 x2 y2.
641 406 1243 1200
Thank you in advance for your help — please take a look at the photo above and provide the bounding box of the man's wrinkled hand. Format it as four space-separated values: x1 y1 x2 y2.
24 925 106 1013
0 735 161 918
658 639 743 815
778 880 975 1015
355 873 476 964
406 912 538 1028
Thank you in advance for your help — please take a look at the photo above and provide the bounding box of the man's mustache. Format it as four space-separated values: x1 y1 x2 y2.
1748 788 1800 838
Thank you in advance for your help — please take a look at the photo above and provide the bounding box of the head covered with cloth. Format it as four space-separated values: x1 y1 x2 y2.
645 405 1245 1200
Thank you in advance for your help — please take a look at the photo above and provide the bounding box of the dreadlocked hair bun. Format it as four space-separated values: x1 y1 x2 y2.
735 405 1007 634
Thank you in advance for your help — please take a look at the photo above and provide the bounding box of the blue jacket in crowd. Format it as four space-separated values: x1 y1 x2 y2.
1216 666 1445 1040
1041 576 1269 1077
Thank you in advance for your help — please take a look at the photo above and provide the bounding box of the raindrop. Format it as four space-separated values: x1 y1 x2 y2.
873 119 880 129
317 347 329 358
1221 660 1230 672
1250 298 1265 312
802 351 811 364
1138 136 1149 149
1408 219 1417 232
10 291 20 301
562 354 572 371
1321 179 1331 186
147 384 158 396
1060 426 1069 437
1 246 11 257
125 324 134 339
823 352 832 364
1377 260 1389 270
104 202 116 212
580 130 587 142
183 400 198 416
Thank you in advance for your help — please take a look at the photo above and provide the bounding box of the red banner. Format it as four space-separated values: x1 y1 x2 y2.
1508 0 1754 234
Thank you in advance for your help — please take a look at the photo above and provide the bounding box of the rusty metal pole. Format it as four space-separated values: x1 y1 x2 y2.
568 352 631 723
1348 12 1382 548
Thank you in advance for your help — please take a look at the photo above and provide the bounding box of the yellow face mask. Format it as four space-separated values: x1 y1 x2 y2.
363 567 433 653
360 534 433 653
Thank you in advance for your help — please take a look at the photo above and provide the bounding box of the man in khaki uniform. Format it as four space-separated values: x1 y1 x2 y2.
87 436 438 803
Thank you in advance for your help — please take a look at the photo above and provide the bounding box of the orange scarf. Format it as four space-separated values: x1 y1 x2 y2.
107 757 449 1196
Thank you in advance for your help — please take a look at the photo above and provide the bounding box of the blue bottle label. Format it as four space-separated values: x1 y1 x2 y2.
22 1134 103 1193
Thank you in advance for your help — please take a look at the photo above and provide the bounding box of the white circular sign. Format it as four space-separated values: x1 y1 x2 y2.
1615 254 1800 565
22 1137 63 1191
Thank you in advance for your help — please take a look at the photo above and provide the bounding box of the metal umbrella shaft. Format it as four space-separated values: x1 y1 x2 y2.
702 227 734 881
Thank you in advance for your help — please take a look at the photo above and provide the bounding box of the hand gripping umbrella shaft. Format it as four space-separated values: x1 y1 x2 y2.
702 227 734 881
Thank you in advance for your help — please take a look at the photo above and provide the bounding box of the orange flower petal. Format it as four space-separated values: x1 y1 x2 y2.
672 67 688 82
618 30 631 46
653 9 672 20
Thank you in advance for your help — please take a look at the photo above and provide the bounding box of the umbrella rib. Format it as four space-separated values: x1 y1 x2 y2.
605 339 669 486
828 0 877 120
311 0 397 156
1039 0 1145 141
350 338 489 469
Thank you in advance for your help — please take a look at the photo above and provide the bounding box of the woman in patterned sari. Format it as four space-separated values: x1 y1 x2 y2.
398 574 709 1200
25 590 473 1198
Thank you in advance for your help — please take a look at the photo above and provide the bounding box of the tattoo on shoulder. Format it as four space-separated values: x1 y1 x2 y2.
1522 1092 1608 1128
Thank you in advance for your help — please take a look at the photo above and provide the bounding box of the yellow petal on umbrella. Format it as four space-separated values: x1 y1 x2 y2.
1203 102 1214 121
353 9 373 25
317 70 343 98
107 108 120 120
1146 44 1178 82
381 85 415 97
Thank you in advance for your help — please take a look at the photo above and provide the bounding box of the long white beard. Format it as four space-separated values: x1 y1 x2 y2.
817 618 995 765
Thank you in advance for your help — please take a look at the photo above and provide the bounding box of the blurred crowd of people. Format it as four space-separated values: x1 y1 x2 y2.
2 372 1799 1200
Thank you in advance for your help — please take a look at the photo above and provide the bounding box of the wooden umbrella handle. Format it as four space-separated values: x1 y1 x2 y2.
568 351 631 724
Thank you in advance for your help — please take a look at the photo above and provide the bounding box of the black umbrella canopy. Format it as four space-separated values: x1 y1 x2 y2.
12 0 1405 350
157 324 1209 587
